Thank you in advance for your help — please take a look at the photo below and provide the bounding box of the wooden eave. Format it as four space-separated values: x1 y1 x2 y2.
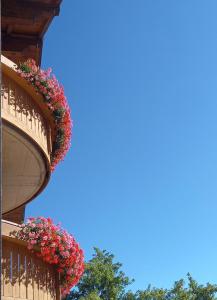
1 0 62 66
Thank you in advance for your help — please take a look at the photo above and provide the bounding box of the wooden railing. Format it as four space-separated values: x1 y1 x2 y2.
1 55 54 214
1 74 51 159
1 55 54 163
2 220 61 300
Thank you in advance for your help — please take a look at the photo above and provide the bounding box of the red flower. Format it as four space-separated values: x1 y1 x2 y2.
15 217 84 296
17 59 72 171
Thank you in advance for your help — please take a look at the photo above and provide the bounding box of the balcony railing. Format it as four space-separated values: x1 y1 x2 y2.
1 55 55 214
1 55 54 162
2 220 61 300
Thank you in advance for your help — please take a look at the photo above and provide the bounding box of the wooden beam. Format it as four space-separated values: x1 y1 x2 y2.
2 34 43 52
2 0 61 19
2 49 42 66
1 0 62 65
3 206 26 224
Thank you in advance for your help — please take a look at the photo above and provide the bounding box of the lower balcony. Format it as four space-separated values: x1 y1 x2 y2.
2 220 61 300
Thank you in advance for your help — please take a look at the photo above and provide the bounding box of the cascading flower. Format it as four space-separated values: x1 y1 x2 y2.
14 217 84 296
17 59 72 171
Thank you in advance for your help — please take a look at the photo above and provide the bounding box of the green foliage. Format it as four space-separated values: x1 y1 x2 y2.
52 128 65 154
53 107 66 123
66 248 217 300
67 247 133 300
79 291 101 300
19 64 31 73
134 274 217 300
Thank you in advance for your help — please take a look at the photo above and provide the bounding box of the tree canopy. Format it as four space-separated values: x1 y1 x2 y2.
67 247 133 300
66 248 217 300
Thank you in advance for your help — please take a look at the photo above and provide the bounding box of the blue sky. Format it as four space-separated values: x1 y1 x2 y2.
27 0 217 291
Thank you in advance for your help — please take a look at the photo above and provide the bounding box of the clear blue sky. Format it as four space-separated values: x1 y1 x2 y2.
27 0 217 291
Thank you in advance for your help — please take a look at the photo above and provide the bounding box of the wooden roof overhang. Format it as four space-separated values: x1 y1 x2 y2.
1 0 62 66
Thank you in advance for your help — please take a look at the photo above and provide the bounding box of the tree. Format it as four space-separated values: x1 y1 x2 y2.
66 248 217 300
79 291 101 300
135 274 217 300
66 247 133 300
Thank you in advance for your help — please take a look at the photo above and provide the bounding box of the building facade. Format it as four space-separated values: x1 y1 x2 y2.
2 1 67 299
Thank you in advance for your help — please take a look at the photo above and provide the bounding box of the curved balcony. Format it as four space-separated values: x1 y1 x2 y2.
1 55 55 214
2 220 61 300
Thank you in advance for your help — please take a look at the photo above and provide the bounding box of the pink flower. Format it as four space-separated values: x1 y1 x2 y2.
29 232 35 238
15 216 84 296
17 59 72 171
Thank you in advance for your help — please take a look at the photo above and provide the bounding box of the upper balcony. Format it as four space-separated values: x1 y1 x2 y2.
1 55 55 214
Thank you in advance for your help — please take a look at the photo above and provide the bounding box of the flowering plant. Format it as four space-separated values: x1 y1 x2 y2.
14 217 84 296
17 59 72 171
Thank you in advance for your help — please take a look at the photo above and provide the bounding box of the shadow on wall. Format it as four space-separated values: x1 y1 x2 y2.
2 239 57 299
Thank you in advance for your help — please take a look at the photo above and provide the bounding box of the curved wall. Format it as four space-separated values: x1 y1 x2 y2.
1 55 54 214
